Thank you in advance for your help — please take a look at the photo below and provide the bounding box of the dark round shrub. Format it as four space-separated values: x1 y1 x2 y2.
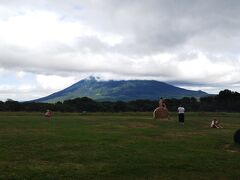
233 129 240 144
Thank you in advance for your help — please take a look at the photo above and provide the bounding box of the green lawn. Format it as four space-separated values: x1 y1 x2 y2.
0 112 239 179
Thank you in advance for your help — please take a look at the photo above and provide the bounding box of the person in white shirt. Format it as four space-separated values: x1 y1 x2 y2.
210 119 216 128
177 105 185 124
210 118 223 128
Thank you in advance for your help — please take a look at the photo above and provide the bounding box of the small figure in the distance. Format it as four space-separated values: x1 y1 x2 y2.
210 118 223 128
153 97 169 119
210 119 217 128
177 105 185 124
215 119 223 128
159 97 167 109
45 109 52 117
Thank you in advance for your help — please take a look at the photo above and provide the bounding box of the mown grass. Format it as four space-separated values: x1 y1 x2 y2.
0 112 240 179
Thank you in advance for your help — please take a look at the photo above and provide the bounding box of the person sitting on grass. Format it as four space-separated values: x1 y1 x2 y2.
215 119 223 128
159 97 167 110
210 118 223 128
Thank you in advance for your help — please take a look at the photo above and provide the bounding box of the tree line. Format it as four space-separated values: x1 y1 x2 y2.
0 89 240 112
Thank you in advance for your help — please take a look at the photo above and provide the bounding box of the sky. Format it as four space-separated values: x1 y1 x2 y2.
1 0 240 101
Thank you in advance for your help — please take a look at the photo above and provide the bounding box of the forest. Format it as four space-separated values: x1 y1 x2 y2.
1 89 240 112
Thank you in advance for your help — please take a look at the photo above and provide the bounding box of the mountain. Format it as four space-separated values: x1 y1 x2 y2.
33 76 208 103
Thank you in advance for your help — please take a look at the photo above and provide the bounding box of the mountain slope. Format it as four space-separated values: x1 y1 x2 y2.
33 77 208 103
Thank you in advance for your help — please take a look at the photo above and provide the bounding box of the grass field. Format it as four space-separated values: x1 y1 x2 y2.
0 112 240 179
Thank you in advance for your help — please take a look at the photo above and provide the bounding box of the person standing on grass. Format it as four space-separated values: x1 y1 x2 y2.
177 105 185 124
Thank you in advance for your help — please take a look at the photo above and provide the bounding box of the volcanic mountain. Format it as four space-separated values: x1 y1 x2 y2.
33 76 208 103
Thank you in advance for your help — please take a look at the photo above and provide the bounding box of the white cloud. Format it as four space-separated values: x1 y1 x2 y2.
18 84 35 92
177 52 235 82
0 10 123 49
16 71 26 79
36 75 77 90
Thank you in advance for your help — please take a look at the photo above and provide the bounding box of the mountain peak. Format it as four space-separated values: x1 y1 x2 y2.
84 76 101 81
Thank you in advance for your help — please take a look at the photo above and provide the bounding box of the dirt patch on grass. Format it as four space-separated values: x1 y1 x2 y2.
162 131 207 139
135 135 164 142
95 122 156 131
223 144 240 153
126 122 156 129
0 128 55 135
0 128 24 134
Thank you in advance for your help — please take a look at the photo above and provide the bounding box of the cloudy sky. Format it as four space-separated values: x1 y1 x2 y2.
0 0 240 101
